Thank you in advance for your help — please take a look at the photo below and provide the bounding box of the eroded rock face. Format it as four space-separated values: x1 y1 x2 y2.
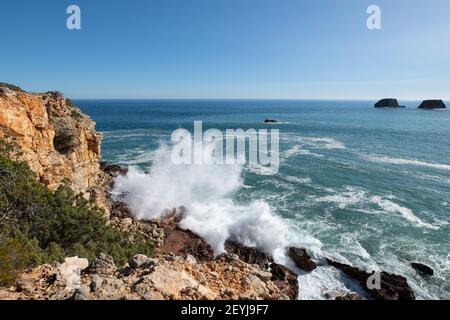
0 85 102 194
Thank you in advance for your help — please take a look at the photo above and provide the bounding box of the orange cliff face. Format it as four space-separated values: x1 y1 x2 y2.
0 84 102 194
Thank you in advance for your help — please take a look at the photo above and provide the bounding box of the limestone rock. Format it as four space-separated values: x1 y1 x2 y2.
89 253 116 275
129 254 156 269
0 86 102 194
58 257 89 290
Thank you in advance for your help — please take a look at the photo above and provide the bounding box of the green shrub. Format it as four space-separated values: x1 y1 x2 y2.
0 138 154 286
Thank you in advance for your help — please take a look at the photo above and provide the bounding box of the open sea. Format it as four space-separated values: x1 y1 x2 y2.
75 99 450 300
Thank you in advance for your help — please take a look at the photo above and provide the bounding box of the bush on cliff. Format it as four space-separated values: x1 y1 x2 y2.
0 138 153 287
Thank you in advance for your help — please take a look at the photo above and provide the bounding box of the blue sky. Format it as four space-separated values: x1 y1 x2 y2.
1 0 449 99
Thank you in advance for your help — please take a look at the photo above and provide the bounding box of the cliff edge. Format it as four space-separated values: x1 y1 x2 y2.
0 83 102 194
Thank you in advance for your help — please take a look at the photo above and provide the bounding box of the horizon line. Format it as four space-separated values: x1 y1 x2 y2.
71 97 450 101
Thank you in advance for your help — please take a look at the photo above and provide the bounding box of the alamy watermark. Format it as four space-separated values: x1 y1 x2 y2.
66 5 382 31
66 5 81 30
170 121 280 174
367 5 382 30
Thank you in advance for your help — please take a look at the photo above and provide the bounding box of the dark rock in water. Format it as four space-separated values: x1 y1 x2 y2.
418 100 446 109
374 99 404 108
264 119 278 123
270 263 299 300
287 247 317 272
225 240 273 268
326 259 415 300
411 262 434 276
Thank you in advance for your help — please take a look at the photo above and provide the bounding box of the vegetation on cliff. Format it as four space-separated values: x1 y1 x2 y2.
0 138 153 287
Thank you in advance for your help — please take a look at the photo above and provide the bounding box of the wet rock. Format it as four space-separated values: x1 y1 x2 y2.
287 247 317 272
101 163 128 176
374 99 404 108
264 119 278 123
326 259 415 300
418 100 446 109
411 262 434 276
224 241 272 268
270 263 299 300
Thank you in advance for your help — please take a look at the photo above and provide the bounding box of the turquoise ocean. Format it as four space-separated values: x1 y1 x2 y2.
76 99 450 299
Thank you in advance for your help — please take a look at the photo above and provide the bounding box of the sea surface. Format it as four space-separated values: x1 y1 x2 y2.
75 99 450 300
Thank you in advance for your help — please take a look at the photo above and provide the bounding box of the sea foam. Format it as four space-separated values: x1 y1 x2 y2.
112 142 292 260
362 155 450 171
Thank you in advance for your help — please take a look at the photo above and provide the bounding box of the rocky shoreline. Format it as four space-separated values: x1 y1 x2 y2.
0 84 419 300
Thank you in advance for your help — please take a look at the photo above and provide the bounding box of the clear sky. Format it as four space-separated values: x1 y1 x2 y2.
1 0 449 99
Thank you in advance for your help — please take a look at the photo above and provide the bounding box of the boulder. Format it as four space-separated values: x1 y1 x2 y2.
58 257 89 290
264 119 278 123
374 98 404 108
287 247 317 272
411 262 434 276
326 259 415 300
89 253 116 275
129 254 157 269
224 240 272 268
270 263 299 300
418 100 446 109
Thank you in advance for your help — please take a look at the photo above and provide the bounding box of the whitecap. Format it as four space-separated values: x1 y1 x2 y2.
362 155 450 171
370 196 439 230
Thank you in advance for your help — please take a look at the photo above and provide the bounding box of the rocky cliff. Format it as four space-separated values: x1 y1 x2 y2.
0 83 102 194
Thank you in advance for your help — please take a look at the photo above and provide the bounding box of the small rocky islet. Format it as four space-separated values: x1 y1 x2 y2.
374 98 446 109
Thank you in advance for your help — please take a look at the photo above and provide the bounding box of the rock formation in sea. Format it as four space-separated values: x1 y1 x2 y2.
0 83 102 194
326 259 415 300
287 247 317 272
410 262 434 276
418 100 446 109
374 98 405 108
